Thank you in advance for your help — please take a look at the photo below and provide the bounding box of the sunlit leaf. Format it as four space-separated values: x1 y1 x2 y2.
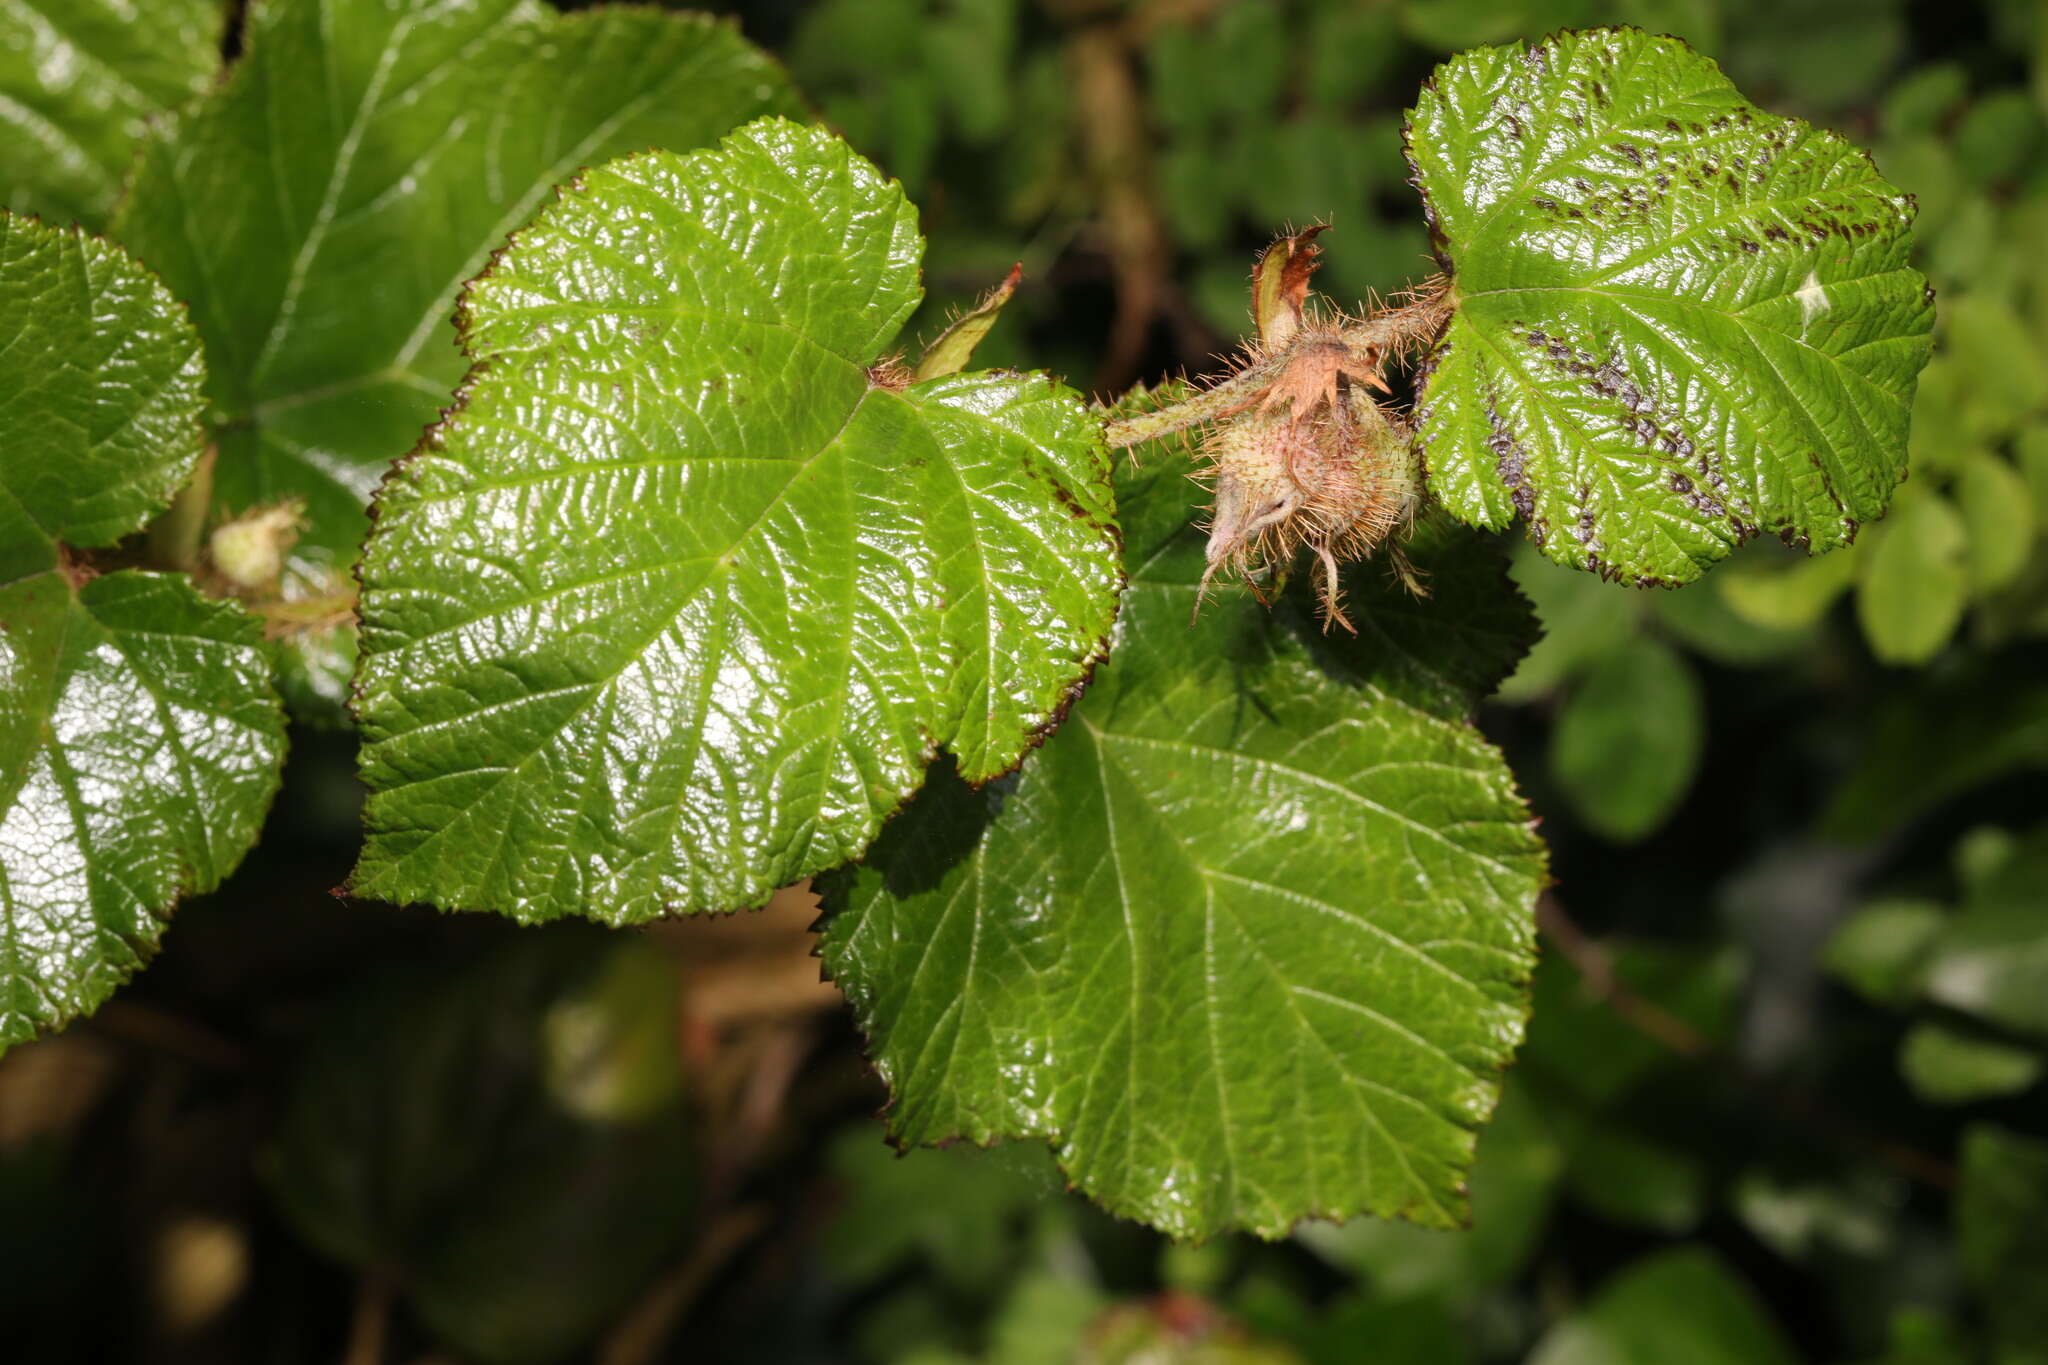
351 119 1120 922
1407 28 1933 584
0 216 207 579
1 215 283 1054
820 431 1545 1239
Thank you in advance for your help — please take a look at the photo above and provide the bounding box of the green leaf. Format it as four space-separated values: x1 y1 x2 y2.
1732 1170 1896 1262
1866 1309 1977 1365
111 0 801 611
1856 491 1968 664
1293 1077 1563 1296
1945 295 2048 444
1549 634 1704 843
1645 553 1813 663
1561 1121 1706 1232
1957 1125 2048 1361
1906 357 1968 477
818 442 1546 1240
1821 898 1945 1006
1495 543 1638 701
1954 90 2045 187
350 119 1120 921
1406 28 1933 584
1821 670 2048 842
1928 197 2000 295
1955 451 2037 592
1517 943 1731 1236
265 932 693 1365
1921 825 2048 1039
0 216 208 582
1898 1020 2043 1105
1719 0 1904 113
1716 542 1858 631
1522 941 1737 1106
1527 1247 1798 1365
916 262 1021 380
989 1273 1112 1365
1 214 283 1055
1398 0 1584 53
2021 423 2048 519
1879 63 1967 139
0 572 285 1053
0 0 222 229
823 1134 1060 1293
1955 825 2019 893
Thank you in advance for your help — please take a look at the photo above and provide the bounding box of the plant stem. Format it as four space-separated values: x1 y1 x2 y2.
90 1001 247 1070
148 446 215 572
340 1273 392 1365
1065 22 1172 393
1098 360 1273 450
1096 286 1452 451
597 1207 769 1365
1536 895 1958 1191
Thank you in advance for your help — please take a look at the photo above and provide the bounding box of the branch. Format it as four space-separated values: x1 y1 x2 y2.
340 1272 393 1365
1065 23 1173 393
1536 895 1958 1192
1098 360 1275 449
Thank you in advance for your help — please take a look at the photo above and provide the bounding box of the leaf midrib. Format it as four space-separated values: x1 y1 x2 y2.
1076 714 1479 1230
362 380 888 901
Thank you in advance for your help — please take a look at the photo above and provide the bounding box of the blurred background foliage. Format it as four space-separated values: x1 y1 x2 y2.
4 0 2048 1361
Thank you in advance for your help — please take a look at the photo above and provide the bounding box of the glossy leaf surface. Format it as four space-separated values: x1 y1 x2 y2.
1 215 283 1053
0 217 207 582
351 120 1120 922
0 572 284 1052
112 0 800 575
819 432 1545 1240
1407 28 1933 583
0 0 222 228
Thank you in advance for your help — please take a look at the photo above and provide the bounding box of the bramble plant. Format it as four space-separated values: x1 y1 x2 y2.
1 0 1937 1254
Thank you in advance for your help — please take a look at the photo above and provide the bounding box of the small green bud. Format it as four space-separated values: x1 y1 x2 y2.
209 501 304 595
